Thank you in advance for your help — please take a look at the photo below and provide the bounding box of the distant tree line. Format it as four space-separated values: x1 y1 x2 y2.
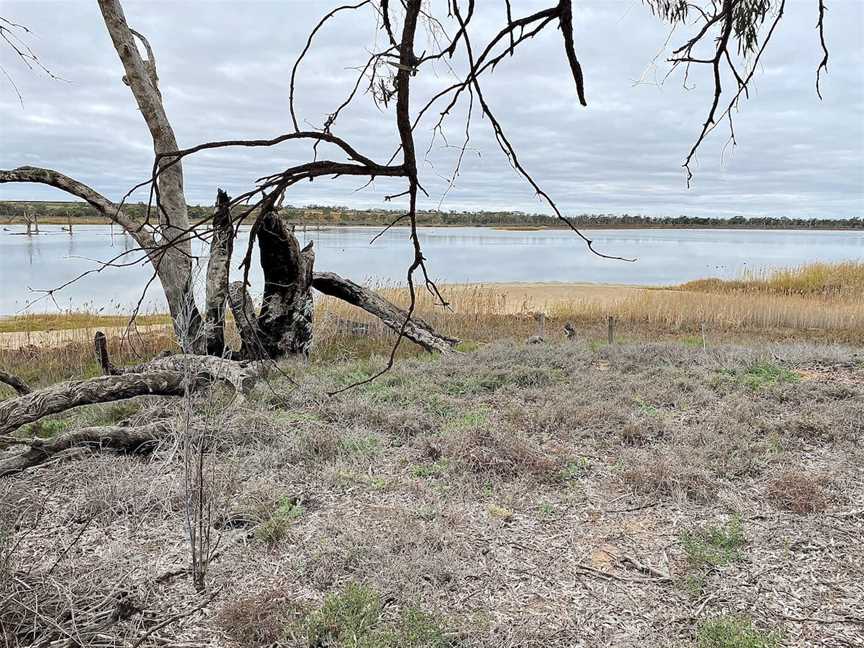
1 200 860 230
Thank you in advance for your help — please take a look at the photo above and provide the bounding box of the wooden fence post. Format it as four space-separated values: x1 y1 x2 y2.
607 315 615 345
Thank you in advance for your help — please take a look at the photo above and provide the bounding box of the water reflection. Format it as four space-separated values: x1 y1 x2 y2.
0 225 860 314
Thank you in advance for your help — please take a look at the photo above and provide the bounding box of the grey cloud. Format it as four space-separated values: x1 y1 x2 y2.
0 0 861 218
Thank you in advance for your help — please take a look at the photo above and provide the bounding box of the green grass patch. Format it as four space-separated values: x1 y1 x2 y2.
721 362 799 390
442 407 491 433
255 496 305 545
411 459 449 479
681 516 746 569
18 417 69 439
303 583 454 648
696 615 783 648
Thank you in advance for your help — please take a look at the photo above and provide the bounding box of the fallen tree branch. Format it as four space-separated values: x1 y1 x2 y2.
0 370 31 395
0 356 262 436
0 421 172 477
0 372 189 437
311 271 459 353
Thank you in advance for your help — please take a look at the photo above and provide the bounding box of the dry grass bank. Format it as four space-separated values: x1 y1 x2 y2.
0 262 861 387
2 341 862 646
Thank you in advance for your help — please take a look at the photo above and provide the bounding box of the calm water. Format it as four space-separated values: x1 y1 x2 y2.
0 225 861 314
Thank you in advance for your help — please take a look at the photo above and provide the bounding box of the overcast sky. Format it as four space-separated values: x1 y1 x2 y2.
1 0 862 219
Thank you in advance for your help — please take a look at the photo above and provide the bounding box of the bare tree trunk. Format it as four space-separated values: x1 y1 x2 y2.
256 205 315 358
98 0 203 348
311 272 459 353
204 189 233 356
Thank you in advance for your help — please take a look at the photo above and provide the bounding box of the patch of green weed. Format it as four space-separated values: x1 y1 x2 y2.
19 418 69 438
696 615 782 648
442 407 490 432
255 496 304 545
302 583 454 648
559 456 592 481
634 397 659 416
720 362 799 390
411 460 449 479
681 516 746 569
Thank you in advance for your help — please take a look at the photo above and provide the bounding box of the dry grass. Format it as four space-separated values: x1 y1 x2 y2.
767 471 830 514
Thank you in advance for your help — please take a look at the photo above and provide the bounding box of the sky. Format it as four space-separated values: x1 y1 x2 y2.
1 0 862 219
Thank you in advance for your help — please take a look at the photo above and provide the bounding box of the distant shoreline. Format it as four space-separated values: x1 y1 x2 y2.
2 217 861 232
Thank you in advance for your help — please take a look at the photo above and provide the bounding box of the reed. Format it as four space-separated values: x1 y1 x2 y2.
678 261 864 298
0 262 860 387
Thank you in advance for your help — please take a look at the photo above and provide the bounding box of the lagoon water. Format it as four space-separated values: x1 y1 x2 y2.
0 225 861 315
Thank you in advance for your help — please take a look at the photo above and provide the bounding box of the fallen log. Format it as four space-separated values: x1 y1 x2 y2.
0 355 263 436
311 271 459 354
0 370 31 396
0 421 173 477
0 372 188 437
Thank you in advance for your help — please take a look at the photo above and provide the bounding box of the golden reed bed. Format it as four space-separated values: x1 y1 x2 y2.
0 262 860 389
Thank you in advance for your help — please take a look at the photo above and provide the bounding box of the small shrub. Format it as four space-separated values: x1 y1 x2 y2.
696 615 782 648
681 516 746 569
442 372 507 396
767 471 829 513
306 582 381 646
444 427 562 482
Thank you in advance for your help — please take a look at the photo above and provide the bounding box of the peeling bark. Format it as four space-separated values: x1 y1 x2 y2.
312 272 459 353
